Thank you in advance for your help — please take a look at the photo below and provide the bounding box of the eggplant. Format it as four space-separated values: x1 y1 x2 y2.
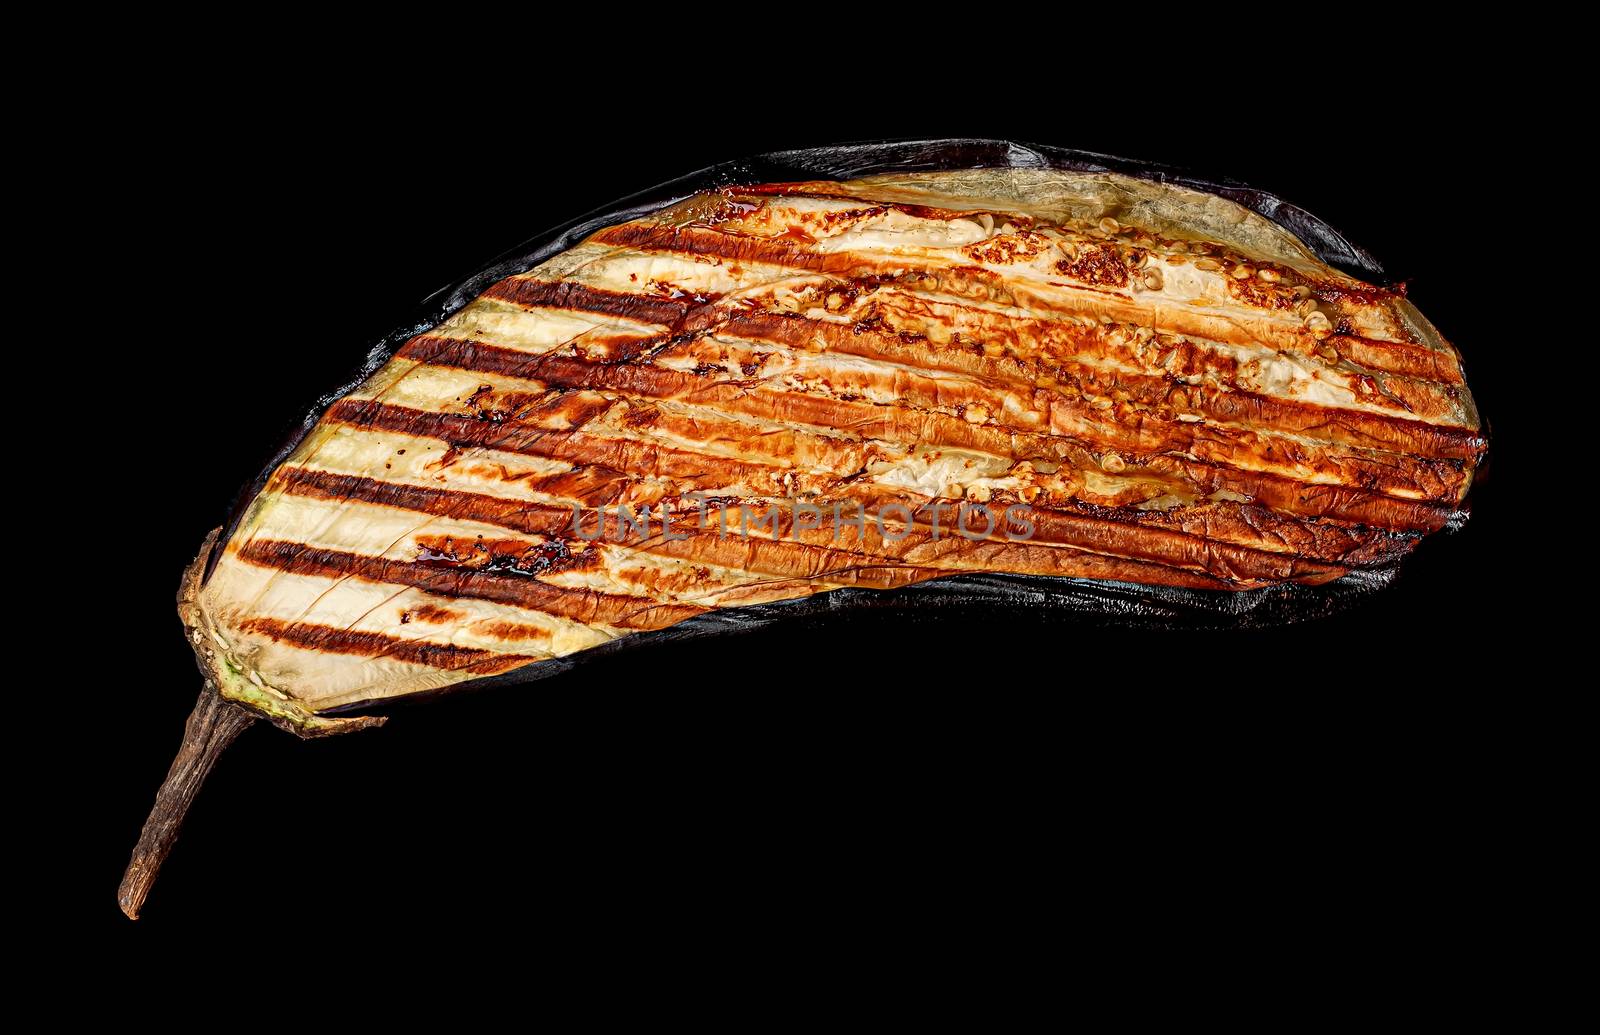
119 141 1485 918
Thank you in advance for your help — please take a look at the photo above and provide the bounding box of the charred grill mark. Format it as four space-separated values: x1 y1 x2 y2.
1330 334 1464 384
473 620 558 643
402 335 542 380
484 278 691 326
400 603 464 624
594 222 864 276
272 467 573 536
1115 501 1418 569
413 533 601 578
644 280 721 305
237 618 539 675
235 539 706 630
1148 456 1453 532
447 460 634 507
324 399 793 492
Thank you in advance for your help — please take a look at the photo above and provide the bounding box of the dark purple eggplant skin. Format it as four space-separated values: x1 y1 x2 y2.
202 138 1430 717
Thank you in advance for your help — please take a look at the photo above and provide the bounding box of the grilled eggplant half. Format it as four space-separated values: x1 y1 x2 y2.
121 158 1484 917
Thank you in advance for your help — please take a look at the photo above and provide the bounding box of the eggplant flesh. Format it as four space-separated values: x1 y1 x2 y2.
188 166 1483 727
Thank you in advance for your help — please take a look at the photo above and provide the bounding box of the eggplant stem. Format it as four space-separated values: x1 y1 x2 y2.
118 680 256 919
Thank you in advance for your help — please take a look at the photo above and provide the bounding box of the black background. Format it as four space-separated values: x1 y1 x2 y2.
77 93 1539 952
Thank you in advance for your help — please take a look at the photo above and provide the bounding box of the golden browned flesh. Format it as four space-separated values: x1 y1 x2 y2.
192 169 1484 722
